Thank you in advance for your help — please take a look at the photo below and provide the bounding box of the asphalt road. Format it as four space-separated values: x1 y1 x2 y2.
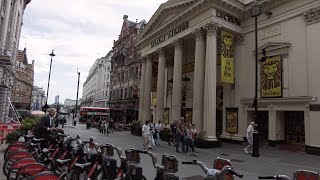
62 118 320 180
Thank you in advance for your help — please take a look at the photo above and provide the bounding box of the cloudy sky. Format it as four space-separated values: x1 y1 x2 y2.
19 0 165 104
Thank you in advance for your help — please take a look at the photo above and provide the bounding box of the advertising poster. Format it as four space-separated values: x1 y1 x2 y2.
221 31 235 84
226 108 238 133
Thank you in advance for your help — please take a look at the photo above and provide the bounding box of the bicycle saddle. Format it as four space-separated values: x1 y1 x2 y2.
32 138 45 143
74 162 92 170
56 159 72 165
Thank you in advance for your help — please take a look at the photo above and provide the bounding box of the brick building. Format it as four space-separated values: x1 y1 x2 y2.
109 15 146 123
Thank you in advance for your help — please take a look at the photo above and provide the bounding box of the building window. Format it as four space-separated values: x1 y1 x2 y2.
124 88 127 99
120 89 123 99
135 66 139 78
129 87 133 98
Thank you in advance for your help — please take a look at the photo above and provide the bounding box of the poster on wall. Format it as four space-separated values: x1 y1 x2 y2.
151 92 157 107
226 108 238 133
164 109 169 125
260 55 282 98
221 31 235 84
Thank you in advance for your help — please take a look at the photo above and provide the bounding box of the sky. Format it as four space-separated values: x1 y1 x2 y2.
19 0 165 104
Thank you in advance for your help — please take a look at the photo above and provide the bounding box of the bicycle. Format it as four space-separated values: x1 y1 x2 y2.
182 160 243 180
258 170 320 180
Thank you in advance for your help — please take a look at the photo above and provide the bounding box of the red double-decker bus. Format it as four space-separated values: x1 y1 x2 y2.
79 107 110 122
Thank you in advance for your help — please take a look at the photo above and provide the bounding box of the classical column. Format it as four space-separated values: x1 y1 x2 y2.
0 0 12 49
138 58 146 121
203 23 220 141
192 28 206 132
143 55 153 122
171 39 183 122
156 49 166 123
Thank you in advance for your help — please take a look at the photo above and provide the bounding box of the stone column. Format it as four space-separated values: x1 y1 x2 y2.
171 39 183 122
156 49 166 123
138 58 146 121
0 0 12 50
143 55 153 122
192 28 206 132
203 23 220 141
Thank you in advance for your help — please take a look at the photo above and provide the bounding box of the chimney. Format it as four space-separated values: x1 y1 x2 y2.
123 15 128 20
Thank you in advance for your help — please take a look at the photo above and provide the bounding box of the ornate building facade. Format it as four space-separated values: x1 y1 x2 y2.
109 15 146 123
11 48 33 110
31 86 46 111
0 0 31 122
82 50 112 108
137 0 320 154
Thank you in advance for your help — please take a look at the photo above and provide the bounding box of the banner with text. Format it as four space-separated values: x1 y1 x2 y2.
261 55 282 98
221 31 235 84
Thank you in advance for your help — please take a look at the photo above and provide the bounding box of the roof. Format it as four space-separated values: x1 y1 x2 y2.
17 49 28 65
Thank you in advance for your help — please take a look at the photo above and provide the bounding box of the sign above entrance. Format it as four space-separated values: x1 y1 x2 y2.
216 10 241 27
151 22 189 48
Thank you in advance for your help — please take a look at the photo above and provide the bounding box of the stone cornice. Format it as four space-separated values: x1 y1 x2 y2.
303 6 320 25
136 0 246 49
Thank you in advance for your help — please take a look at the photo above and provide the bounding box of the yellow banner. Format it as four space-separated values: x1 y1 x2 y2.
261 55 282 98
151 92 157 106
221 31 235 84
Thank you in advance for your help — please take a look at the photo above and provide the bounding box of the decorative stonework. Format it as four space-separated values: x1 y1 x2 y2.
234 34 244 46
194 28 205 41
173 39 183 49
303 7 320 26
205 23 221 36
157 48 166 58
305 104 310 117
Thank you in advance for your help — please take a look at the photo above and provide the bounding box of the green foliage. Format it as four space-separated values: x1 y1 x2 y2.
131 120 142 136
131 120 142 129
196 131 207 140
20 116 41 131
5 129 26 144
5 116 41 144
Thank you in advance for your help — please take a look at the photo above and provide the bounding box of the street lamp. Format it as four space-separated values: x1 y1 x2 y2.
251 1 262 157
73 68 80 126
42 49 55 113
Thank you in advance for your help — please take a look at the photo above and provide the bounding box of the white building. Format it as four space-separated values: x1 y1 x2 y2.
64 99 76 108
137 0 320 155
0 0 31 122
82 50 113 107
31 86 46 111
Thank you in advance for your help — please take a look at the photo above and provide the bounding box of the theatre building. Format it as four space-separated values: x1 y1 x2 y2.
136 0 320 154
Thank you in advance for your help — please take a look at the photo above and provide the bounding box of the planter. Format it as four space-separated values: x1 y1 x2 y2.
195 138 221 149
160 128 171 142
131 127 142 136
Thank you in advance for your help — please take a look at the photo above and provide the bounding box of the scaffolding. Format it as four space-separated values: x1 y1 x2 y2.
0 43 19 123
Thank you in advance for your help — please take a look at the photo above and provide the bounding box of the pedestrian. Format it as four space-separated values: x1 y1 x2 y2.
149 122 156 147
37 108 59 147
191 124 198 153
244 121 255 154
98 119 103 134
168 120 177 146
186 124 198 156
176 117 186 153
101 119 107 134
155 120 163 146
142 120 150 150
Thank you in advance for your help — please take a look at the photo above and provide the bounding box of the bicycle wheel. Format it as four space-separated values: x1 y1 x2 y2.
16 172 32 180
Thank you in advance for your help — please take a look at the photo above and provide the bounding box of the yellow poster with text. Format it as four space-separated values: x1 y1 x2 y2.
261 55 282 98
221 31 235 84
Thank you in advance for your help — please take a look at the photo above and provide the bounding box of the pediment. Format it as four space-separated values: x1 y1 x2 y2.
137 0 197 43
254 42 291 57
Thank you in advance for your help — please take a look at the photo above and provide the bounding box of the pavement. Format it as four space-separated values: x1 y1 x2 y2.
1 118 320 180
62 120 320 180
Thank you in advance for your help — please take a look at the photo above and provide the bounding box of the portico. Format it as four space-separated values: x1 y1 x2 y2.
136 0 243 142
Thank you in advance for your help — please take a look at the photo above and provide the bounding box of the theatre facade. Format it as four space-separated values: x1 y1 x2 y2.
136 0 320 154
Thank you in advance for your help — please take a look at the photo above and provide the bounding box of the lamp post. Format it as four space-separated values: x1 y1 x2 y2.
56 94 59 118
42 50 55 113
251 1 262 157
74 68 80 126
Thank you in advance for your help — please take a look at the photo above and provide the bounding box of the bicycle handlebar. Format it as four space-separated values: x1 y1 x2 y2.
182 160 243 179
101 143 123 158
258 175 291 180
145 151 158 169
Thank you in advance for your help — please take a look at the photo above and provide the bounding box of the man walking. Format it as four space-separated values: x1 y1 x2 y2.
176 117 186 153
155 121 163 146
142 120 150 150
244 121 255 154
